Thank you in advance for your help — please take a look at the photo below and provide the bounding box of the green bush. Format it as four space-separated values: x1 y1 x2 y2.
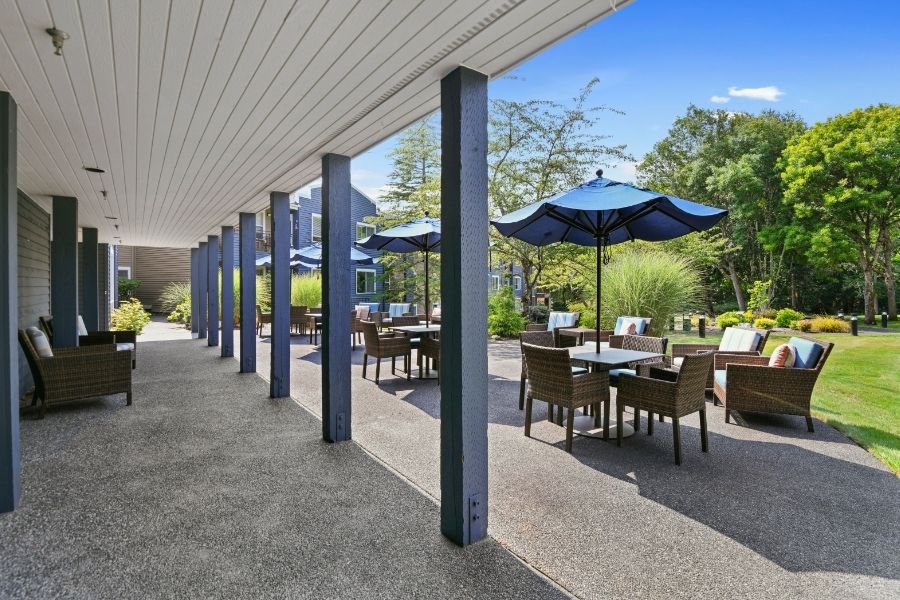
167 301 191 325
793 319 813 332
112 298 151 334
599 249 700 337
290 273 321 308
809 316 850 333
747 279 771 312
527 304 550 324
160 281 191 323
118 278 141 301
716 311 744 329
568 302 596 329
776 308 805 328
756 308 778 320
753 317 777 330
488 286 526 337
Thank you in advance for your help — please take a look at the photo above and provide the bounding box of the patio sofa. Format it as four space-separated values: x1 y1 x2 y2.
670 326 770 388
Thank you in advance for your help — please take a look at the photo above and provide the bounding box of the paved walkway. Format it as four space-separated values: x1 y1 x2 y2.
252 328 900 600
0 330 566 599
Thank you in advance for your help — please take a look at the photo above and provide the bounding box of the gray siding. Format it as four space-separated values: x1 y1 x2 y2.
16 191 50 398
120 245 191 312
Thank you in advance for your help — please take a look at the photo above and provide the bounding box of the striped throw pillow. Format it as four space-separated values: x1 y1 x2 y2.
26 326 54 358
768 343 796 368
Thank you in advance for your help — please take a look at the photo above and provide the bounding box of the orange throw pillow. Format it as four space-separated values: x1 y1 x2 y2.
768 343 796 368
624 322 637 335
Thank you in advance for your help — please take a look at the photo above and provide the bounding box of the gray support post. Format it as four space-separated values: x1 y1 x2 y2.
221 227 234 357
51 196 79 347
207 235 219 346
198 241 208 338
239 213 256 372
439 66 489 546
322 154 352 442
1 91 20 512
269 192 290 397
81 228 99 331
190 248 199 336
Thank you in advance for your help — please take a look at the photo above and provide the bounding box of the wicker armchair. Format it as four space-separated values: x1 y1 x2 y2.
290 305 308 334
352 305 373 349
524 311 581 347
670 326 770 388
609 335 669 386
616 352 713 464
518 330 588 413
596 316 652 344
360 320 411 384
256 305 272 336
39 315 137 368
418 336 440 380
521 343 609 453
713 336 833 432
19 329 132 418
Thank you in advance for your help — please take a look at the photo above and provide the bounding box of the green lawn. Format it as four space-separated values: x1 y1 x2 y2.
664 328 900 474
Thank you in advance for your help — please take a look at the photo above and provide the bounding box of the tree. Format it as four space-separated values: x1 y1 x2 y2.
781 104 900 322
488 79 631 308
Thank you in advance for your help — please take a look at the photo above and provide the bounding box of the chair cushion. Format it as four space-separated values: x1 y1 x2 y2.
388 304 409 318
671 356 685 369
117 342 135 352
547 311 578 331
76 315 89 336
609 368 636 385
26 327 53 357
789 337 824 369
571 366 588 375
355 305 371 320
719 327 761 352
714 369 727 390
768 343 796 368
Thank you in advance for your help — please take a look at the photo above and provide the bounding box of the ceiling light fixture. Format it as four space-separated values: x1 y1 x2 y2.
104 215 118 220
45 28 70 56
83 166 105 174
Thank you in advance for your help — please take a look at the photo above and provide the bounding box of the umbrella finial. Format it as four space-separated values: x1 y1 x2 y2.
595 169 604 178
424 210 429 217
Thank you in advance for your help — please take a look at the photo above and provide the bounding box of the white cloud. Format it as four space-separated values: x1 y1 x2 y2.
727 85 785 102
710 95 730 104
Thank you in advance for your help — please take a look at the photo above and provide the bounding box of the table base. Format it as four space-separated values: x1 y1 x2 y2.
572 415 635 439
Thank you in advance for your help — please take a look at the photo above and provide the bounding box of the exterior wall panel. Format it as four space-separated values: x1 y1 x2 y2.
16 191 50 398
121 246 191 312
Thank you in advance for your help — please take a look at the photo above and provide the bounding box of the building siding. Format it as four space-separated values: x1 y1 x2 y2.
119 245 191 312
16 191 50 398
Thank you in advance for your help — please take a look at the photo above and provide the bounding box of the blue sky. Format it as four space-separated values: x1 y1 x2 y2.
303 0 900 202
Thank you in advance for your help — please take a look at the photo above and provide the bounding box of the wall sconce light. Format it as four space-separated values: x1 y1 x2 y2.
46 28 70 56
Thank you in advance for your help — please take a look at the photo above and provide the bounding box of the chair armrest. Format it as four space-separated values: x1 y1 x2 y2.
646 366 679 382
608 335 624 349
671 343 719 358
635 357 672 376
90 329 137 344
725 363 820 401
525 324 547 331
715 353 770 370
618 373 676 400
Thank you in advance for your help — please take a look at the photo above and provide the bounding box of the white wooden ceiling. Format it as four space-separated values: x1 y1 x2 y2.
0 0 631 247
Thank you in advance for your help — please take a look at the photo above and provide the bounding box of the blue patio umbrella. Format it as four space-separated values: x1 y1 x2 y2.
492 170 728 343
255 254 305 269
357 213 440 325
293 242 377 266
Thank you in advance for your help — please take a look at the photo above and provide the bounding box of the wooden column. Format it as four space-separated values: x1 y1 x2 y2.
207 234 219 347
51 196 79 347
190 247 199 336
0 91 20 512
239 212 256 373
269 192 290 397
322 153 352 442
197 241 208 339
81 227 99 331
220 226 234 357
439 66 489 546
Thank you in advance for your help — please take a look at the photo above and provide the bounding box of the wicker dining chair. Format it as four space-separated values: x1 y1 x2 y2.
521 343 609 453
418 336 440 380
290 305 308 335
518 330 588 414
19 328 132 418
360 320 411 384
616 352 713 465
256 304 272 336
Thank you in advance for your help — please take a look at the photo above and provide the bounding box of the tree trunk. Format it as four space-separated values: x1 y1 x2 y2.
722 260 746 311
880 225 897 320
860 252 876 324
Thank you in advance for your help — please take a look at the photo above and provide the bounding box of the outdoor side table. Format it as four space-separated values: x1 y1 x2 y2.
568 347 663 440
558 326 596 346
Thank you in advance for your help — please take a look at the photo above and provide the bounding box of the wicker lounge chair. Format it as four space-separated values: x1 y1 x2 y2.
525 311 580 347
39 315 137 368
19 328 132 418
616 352 713 464
521 343 609 453
713 335 833 432
360 320 411 384
670 326 770 388
256 304 272 336
518 330 587 413
595 316 652 344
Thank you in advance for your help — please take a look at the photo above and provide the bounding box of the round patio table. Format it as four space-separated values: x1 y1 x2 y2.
391 324 440 379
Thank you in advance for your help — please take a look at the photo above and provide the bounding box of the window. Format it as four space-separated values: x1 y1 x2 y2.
356 269 376 295
311 213 322 242
118 267 131 279
514 275 522 291
356 222 375 241
491 275 500 291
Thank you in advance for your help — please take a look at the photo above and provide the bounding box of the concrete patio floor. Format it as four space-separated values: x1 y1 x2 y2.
0 329 567 599
252 327 900 599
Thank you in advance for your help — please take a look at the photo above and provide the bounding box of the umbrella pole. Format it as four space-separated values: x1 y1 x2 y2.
596 241 601 350
424 249 430 326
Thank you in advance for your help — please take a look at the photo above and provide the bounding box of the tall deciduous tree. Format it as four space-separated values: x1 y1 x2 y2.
781 104 900 323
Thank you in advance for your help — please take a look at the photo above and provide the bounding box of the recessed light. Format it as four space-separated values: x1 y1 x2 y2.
104 216 118 220
83 166 105 174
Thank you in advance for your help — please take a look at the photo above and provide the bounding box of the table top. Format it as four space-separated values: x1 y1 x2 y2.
391 325 441 334
569 347 662 367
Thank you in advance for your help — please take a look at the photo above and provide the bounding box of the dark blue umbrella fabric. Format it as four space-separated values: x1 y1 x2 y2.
491 170 727 343
293 242 377 266
358 213 440 324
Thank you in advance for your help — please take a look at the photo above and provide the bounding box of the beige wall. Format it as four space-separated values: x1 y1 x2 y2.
119 246 190 312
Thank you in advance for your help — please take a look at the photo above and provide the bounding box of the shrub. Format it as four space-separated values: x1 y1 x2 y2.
753 317 776 330
776 308 805 328
793 319 813 332
742 309 755 323
809 316 850 333
716 311 744 329
167 301 191 325
118 278 141 300
112 298 151 334
488 286 526 337
599 249 700 337
160 281 191 323
747 279 772 312
527 304 550 324
290 273 322 308
756 308 778 319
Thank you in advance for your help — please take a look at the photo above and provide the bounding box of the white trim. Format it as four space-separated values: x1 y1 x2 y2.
311 212 322 242
118 266 132 279
356 221 376 241
513 275 522 291
490 275 500 291
356 268 376 295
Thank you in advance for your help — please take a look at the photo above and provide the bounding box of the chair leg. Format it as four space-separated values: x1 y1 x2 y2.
375 358 381 384
593 402 601 428
547 405 554 422
616 400 623 446
391 356 396 375
725 409 731 424
362 354 368 379
524 396 533 437
806 416 814 433
519 375 526 410
647 412 654 435
634 408 640 431
406 352 411 380
700 407 709 452
556 404 564 426
565 407 575 453
126 391 133 406
659 413 664 422
673 417 682 465
603 398 610 440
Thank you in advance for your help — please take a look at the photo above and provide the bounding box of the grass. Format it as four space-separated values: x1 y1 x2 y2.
665 328 900 474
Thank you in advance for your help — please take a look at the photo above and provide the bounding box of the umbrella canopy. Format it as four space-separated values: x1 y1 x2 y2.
255 254 306 269
357 213 441 324
293 242 377 266
491 170 727 343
